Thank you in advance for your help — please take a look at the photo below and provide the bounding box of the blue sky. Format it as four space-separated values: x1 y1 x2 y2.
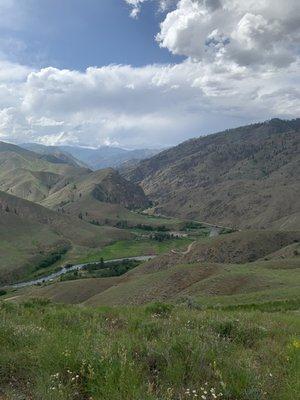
0 0 299 148
1 0 181 69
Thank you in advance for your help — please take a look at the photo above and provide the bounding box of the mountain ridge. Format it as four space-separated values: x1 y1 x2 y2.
21 142 162 170
122 118 300 230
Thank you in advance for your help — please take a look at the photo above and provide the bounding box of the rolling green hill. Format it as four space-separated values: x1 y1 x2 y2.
122 118 300 230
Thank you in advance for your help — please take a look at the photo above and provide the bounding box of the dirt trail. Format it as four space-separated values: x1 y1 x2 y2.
171 241 196 255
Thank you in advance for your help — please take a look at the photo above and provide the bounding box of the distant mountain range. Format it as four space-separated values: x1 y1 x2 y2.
21 143 162 170
122 118 300 230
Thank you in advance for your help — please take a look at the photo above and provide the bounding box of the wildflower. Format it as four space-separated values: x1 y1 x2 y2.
292 339 300 349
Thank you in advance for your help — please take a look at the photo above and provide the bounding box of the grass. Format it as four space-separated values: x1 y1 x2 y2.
76 237 194 263
0 300 299 400
76 255 299 307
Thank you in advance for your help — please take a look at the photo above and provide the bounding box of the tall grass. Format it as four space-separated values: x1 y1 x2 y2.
0 301 299 400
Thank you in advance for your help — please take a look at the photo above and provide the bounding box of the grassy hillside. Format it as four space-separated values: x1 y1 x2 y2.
41 168 149 214
0 301 299 400
0 142 150 218
0 191 131 284
122 119 300 230
84 256 299 307
0 141 90 203
137 230 300 273
0 212 64 284
10 230 300 308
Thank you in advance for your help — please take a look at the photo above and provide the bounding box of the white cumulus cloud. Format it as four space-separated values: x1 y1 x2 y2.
156 0 300 68
0 0 299 148
0 59 299 147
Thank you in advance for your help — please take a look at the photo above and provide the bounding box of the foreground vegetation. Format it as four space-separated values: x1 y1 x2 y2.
0 300 299 400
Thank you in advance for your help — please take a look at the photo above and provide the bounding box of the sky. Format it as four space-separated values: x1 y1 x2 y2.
0 0 299 149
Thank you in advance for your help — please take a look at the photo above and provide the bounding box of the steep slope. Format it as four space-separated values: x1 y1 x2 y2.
0 211 63 284
40 168 150 225
42 168 149 210
122 119 300 229
0 191 131 283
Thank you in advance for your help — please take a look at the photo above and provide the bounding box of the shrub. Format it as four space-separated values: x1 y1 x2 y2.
145 302 173 318
213 319 267 347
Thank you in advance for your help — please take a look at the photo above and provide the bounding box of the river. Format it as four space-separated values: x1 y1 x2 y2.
10 255 156 289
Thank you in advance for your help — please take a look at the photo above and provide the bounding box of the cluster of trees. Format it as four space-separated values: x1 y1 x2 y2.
180 221 204 231
136 224 169 232
72 258 140 279
150 232 174 242
36 244 70 270
114 220 170 232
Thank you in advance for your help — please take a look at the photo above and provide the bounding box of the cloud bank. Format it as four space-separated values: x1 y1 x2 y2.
0 0 299 148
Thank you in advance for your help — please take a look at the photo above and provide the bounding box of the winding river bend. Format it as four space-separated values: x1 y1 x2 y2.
10 255 156 289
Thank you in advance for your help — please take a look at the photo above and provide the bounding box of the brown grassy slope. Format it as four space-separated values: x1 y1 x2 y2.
134 230 300 275
0 141 90 202
84 257 300 306
0 191 130 247
82 230 298 305
41 168 149 213
0 142 149 216
122 118 300 229
0 212 62 282
0 191 131 283
49 197 163 227
20 277 121 304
